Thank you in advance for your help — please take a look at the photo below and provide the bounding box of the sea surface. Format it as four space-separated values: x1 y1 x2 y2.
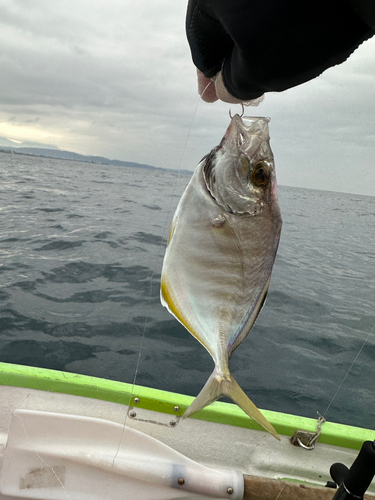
1 151 375 430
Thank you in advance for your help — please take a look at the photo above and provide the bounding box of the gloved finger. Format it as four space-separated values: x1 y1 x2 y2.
187 0 233 79
212 71 265 106
212 72 244 104
197 69 218 102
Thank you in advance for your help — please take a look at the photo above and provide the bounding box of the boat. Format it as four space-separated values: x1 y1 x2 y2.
1 361 375 500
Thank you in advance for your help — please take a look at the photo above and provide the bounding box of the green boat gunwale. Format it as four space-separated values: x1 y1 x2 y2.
0 361 373 451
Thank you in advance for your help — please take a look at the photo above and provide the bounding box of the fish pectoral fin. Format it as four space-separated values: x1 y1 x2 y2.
183 369 279 441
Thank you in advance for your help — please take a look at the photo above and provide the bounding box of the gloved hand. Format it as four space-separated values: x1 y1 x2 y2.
186 0 375 103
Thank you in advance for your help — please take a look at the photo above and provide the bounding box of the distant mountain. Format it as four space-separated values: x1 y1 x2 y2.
0 142 192 175
0 146 158 170
0 137 59 150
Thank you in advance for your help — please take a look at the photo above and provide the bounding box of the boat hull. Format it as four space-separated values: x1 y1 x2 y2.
0 362 374 499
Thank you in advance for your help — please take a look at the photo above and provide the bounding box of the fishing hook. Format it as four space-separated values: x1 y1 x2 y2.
229 103 245 119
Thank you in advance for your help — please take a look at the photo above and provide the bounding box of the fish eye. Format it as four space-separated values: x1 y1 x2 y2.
251 162 270 188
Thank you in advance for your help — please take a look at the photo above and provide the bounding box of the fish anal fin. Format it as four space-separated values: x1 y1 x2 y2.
230 276 271 356
183 369 279 441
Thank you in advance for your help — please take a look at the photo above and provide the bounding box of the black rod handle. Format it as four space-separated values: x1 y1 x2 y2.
345 441 375 497
331 441 375 499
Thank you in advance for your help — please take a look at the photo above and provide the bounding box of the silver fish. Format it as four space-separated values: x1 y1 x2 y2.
160 115 282 439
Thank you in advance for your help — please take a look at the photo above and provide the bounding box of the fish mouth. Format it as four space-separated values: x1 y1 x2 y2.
221 114 271 155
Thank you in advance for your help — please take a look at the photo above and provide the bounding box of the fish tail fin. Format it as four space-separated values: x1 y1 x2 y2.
183 369 280 441
183 370 222 420
222 373 280 440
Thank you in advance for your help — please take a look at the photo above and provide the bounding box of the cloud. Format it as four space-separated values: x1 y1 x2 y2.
1 0 375 194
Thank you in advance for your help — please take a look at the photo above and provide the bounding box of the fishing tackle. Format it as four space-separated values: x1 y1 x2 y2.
330 440 375 499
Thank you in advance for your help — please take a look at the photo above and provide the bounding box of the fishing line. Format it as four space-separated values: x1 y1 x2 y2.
17 415 72 500
273 463 299 500
129 81 211 392
323 320 375 419
106 83 210 482
269 323 375 500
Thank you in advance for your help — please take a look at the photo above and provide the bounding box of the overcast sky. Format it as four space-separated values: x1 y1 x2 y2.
1 0 375 195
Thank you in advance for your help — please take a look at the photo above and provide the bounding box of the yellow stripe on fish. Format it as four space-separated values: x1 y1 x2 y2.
160 277 211 352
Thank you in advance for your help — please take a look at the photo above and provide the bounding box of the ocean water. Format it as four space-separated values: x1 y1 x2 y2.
1 151 375 430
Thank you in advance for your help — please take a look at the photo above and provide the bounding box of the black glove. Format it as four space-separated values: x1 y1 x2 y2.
186 0 375 101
